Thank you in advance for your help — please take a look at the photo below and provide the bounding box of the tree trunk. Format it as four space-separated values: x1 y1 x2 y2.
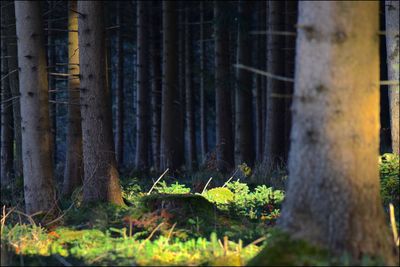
160 1 184 171
78 1 123 205
263 1 286 166
115 1 125 167
385 0 399 154
185 5 197 170
276 2 395 263
63 0 83 196
4 1 22 179
151 1 162 171
135 0 150 171
1 8 14 186
235 0 254 166
199 1 208 163
15 1 56 214
214 1 234 171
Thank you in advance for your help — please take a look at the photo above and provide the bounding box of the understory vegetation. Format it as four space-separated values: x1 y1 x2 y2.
1 154 399 266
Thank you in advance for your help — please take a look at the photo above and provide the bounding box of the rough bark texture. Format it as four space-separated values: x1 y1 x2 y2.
135 1 150 170
1 9 14 186
15 1 56 214
151 1 162 171
78 1 123 205
199 1 208 163
277 2 396 263
4 1 22 179
235 0 254 166
160 1 184 171
263 1 286 166
63 0 83 196
385 0 400 154
185 5 197 170
214 1 234 171
115 1 124 167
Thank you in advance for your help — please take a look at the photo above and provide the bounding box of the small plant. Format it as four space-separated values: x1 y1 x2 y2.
202 187 235 205
153 181 191 194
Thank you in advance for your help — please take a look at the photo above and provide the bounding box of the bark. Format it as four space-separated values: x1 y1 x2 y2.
160 1 184 171
135 0 150 170
15 1 56 214
199 1 208 163
277 2 396 263
385 0 400 154
4 1 22 179
263 1 286 166
1 8 14 186
151 1 162 171
235 0 254 166
115 1 124 167
63 0 83 196
78 1 123 205
214 1 234 171
185 5 197 170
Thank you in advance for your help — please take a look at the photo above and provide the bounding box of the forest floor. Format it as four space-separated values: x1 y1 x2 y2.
0 154 399 266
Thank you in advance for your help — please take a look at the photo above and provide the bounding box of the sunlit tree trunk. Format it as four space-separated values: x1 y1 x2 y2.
261 2 394 264
15 1 56 214
160 1 183 171
385 0 399 154
235 0 254 166
63 0 83 196
214 1 234 171
78 1 123 205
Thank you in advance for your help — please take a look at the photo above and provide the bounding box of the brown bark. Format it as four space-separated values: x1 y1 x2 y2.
263 1 286 166
78 1 123 205
214 1 234 171
135 0 150 170
199 1 208 163
235 0 254 166
15 1 56 214
385 0 400 154
63 0 83 196
160 1 184 171
277 2 396 263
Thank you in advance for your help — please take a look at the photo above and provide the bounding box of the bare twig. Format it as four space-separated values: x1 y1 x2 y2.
201 177 213 194
234 64 295 83
147 169 169 195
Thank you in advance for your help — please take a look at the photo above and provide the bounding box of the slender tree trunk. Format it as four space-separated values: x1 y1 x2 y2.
135 0 150 170
1 9 14 186
63 0 83 196
15 1 56 214
199 1 208 163
185 5 197 170
214 1 234 171
274 2 395 263
264 1 286 166
151 1 162 171
385 0 399 154
160 1 183 171
235 0 254 166
78 1 123 205
115 1 125 167
178 1 185 169
4 1 22 179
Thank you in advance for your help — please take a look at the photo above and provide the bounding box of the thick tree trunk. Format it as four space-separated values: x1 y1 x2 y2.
235 0 254 166
135 1 150 170
4 2 22 179
199 1 208 163
1 11 14 186
276 2 396 263
160 1 183 171
63 0 83 196
385 0 399 154
214 1 234 171
115 1 125 167
15 1 56 214
78 1 123 205
263 1 286 166
185 5 197 170
151 1 162 171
